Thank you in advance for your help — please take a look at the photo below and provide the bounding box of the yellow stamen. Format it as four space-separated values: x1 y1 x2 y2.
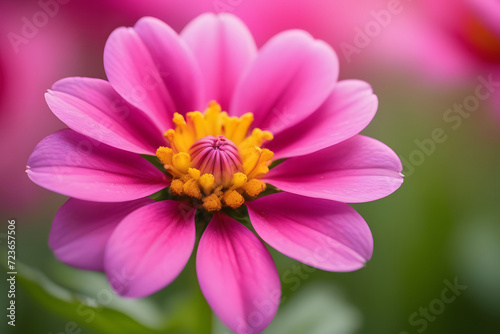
230 172 247 190
172 153 191 174
187 111 209 139
202 101 223 135
173 112 186 126
183 178 201 199
240 128 273 152
156 146 173 165
222 113 254 145
199 174 215 195
243 147 274 179
223 190 245 209
242 179 267 197
202 193 222 212
165 129 187 153
155 101 276 212
188 168 201 180
170 179 184 196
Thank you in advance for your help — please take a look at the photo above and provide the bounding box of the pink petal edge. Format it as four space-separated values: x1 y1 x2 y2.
49 197 154 271
230 30 339 135
264 135 403 203
47 77 165 155
104 200 196 298
197 213 280 334
247 192 373 272
267 80 378 159
104 17 203 131
181 13 257 109
27 129 169 202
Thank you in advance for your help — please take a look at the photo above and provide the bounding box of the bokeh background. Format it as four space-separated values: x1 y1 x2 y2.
1 0 500 333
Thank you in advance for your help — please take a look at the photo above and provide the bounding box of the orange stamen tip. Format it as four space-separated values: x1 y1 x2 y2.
223 190 245 209
172 152 191 174
172 113 186 125
170 179 184 196
242 179 266 197
202 194 222 212
188 168 201 180
156 146 173 165
183 179 201 199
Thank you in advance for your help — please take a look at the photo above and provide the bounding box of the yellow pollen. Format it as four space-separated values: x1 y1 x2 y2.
173 112 187 126
223 190 245 209
156 146 173 165
202 193 222 212
183 178 201 199
157 101 275 212
188 168 201 180
170 179 184 196
199 174 215 195
172 153 191 174
230 172 248 190
242 179 267 197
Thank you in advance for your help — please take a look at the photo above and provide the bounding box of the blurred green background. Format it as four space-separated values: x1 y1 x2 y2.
1 1 500 333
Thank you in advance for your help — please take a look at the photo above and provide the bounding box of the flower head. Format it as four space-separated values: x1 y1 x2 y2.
27 13 403 333
156 101 273 212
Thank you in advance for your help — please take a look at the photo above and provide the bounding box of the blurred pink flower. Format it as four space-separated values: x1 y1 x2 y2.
27 14 402 333
368 0 500 116
374 0 500 114
104 0 374 56
0 1 78 211
0 0 145 213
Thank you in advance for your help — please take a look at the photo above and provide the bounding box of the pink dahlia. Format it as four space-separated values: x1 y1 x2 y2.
27 14 403 333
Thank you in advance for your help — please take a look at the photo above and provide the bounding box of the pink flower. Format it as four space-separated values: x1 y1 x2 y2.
27 14 402 333
368 0 500 119
0 0 137 212
0 1 79 211
374 0 500 84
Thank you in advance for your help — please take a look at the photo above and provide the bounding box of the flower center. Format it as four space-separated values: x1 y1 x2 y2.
156 101 274 212
189 135 242 186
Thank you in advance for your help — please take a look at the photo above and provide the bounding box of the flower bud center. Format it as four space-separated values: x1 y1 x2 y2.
189 135 242 186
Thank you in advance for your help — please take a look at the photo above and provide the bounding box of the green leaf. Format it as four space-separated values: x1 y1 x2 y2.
161 286 213 334
268 158 286 170
262 283 361 334
223 204 251 225
141 154 166 172
148 187 174 201
256 183 282 198
10 261 164 334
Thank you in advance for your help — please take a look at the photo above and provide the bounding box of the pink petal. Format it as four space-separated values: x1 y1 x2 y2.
49 198 154 271
181 13 257 109
47 77 165 155
27 129 169 202
264 135 403 203
230 30 338 135
197 214 280 334
104 200 195 297
267 80 378 159
104 17 202 131
247 193 372 272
